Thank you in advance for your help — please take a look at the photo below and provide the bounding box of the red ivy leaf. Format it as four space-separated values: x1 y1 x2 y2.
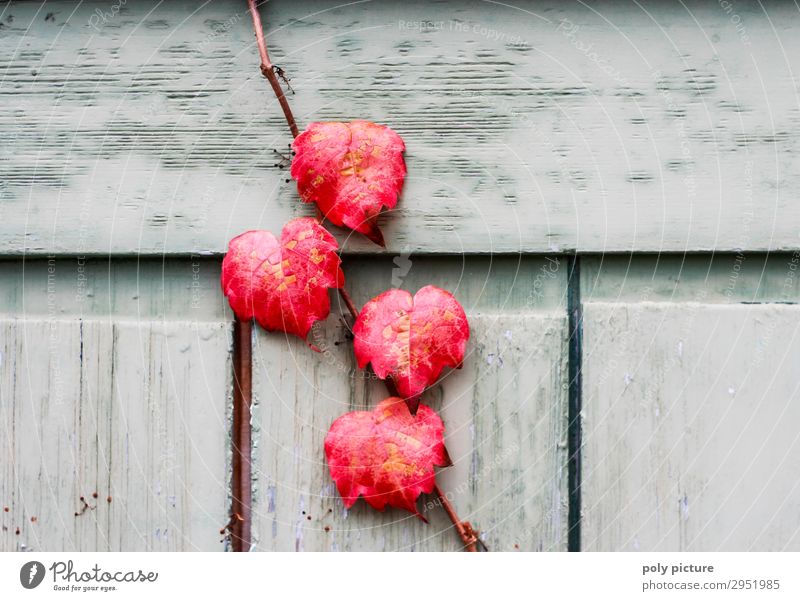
324 397 446 517
290 121 406 246
353 286 469 405
221 217 344 339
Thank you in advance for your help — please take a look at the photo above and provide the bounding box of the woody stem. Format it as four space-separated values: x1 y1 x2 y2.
248 0 346 298
246 0 482 552
338 287 360 322
247 0 299 138
434 484 479 552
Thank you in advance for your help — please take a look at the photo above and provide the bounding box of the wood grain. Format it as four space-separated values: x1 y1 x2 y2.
1 1 798 255
251 257 569 550
251 312 568 551
0 319 231 551
582 302 800 551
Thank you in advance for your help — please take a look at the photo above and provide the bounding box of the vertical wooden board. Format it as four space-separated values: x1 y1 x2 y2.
107 321 231 551
430 313 568 551
251 311 568 551
0 320 94 551
582 303 800 551
0 319 230 551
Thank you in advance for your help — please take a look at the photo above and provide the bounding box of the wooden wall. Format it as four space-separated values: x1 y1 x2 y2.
581 255 800 551
1 0 799 551
0 259 231 551
251 257 568 551
1 0 798 255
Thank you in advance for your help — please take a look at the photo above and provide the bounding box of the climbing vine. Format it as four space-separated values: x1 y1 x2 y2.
221 0 484 551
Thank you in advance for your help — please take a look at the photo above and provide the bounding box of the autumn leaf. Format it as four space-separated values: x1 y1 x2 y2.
221 217 344 339
324 397 447 517
290 121 406 246
353 286 469 408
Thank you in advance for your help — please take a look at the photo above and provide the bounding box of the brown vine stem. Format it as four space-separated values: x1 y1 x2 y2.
338 287 360 323
336 298 481 551
247 0 299 138
434 484 479 552
247 0 483 552
229 318 253 551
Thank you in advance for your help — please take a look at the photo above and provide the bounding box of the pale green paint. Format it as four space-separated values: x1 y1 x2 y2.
250 256 568 550
581 254 800 304
1 1 798 254
0 258 227 320
251 313 568 551
582 303 800 551
0 319 231 551
1 0 800 553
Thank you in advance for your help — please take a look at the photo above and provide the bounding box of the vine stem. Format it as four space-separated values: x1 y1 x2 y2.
230 318 253 551
434 484 479 552
247 0 299 138
246 0 482 552
335 294 480 551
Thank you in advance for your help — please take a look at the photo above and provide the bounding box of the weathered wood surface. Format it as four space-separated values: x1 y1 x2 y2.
581 253 800 304
0 319 231 551
251 257 569 550
2 1 798 255
582 302 800 551
0 257 227 320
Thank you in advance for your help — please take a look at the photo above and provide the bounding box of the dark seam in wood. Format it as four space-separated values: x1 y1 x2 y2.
567 255 583 552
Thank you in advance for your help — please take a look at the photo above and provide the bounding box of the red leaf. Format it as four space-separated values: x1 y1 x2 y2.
290 121 406 246
324 397 447 517
221 218 344 339
353 286 469 404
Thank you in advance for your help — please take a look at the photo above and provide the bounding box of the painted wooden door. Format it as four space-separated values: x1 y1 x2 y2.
1 0 798 551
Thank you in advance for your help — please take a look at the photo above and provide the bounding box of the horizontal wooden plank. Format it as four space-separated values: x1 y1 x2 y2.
251 312 568 551
582 302 800 551
0 319 231 551
0 257 227 320
0 254 566 321
340 254 567 311
580 253 800 304
1 1 798 255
